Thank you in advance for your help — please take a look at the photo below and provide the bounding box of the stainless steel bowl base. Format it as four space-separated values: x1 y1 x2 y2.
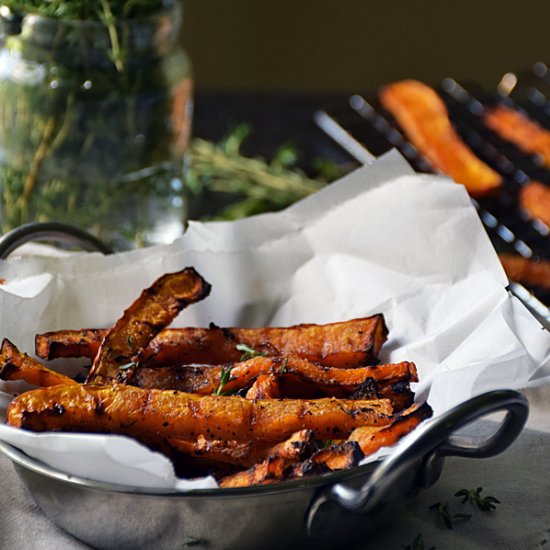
11 456 387 550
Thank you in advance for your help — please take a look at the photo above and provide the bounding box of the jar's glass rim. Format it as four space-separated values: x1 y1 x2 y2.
0 0 179 25
0 0 182 66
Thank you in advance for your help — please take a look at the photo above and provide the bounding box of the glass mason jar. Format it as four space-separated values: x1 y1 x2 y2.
0 2 192 248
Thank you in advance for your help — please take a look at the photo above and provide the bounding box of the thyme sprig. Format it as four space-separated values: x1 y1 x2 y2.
187 124 332 221
98 0 124 72
236 343 267 362
406 487 500 549
403 534 435 550
429 501 472 529
118 360 138 371
455 487 501 511
429 486 500 530
214 366 234 396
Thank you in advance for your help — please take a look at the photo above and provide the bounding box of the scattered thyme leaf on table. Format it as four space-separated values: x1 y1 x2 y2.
455 487 501 511
403 533 436 550
429 501 472 529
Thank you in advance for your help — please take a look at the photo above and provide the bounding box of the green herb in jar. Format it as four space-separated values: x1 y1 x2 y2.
0 0 192 248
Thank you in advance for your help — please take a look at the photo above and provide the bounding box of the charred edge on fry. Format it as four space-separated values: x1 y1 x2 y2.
350 377 381 400
92 396 106 416
0 361 18 380
389 380 409 394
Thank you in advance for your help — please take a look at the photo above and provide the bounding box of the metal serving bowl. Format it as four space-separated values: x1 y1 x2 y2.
0 224 530 547
0 390 528 550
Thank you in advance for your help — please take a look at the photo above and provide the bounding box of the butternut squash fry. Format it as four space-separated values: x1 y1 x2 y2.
35 328 104 362
218 429 316 487
132 356 417 397
168 435 255 468
380 80 501 197
7 385 394 447
169 429 314 470
245 374 281 399
348 402 433 457
266 428 315 461
376 381 415 412
0 343 414 411
0 339 77 388
86 268 211 385
224 440 363 488
36 315 388 369
219 456 286 488
289 441 364 479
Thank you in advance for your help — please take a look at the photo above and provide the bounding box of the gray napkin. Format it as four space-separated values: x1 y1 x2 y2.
0 454 90 549
354 424 550 550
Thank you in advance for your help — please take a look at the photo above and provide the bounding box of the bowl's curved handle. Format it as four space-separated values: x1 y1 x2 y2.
0 222 112 259
306 389 528 537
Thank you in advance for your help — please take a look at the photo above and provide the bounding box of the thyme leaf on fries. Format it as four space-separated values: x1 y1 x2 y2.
236 343 266 362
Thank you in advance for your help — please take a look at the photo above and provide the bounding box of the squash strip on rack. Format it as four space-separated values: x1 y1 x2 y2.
380 79 502 197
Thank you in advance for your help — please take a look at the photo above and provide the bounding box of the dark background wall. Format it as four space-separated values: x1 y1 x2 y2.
182 0 550 93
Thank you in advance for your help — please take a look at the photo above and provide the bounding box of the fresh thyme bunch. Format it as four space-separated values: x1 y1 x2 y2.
0 0 191 247
187 125 338 220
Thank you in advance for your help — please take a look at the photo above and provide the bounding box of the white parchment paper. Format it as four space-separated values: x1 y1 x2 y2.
0 150 548 490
